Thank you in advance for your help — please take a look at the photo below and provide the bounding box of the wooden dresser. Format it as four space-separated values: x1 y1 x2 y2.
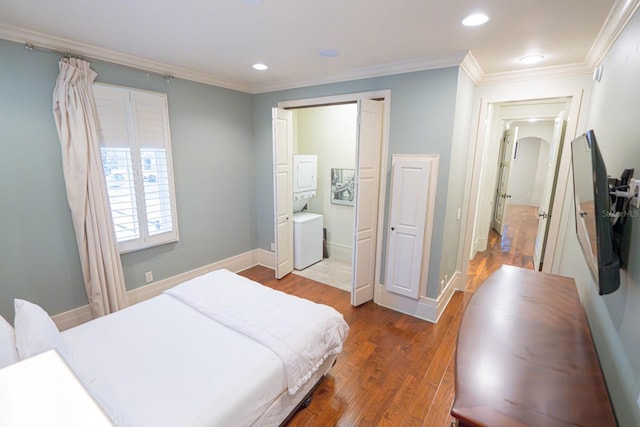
451 265 616 426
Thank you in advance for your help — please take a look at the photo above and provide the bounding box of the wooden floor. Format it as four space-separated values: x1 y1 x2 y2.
467 204 538 292
238 203 538 426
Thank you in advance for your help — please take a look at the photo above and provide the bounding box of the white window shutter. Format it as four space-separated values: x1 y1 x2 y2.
93 84 178 252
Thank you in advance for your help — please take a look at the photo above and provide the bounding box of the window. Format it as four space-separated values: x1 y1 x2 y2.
93 83 178 253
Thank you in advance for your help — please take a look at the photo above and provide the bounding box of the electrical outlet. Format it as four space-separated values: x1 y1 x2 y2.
270 242 275 251
145 271 153 283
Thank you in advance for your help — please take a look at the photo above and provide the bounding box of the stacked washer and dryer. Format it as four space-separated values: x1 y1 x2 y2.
292 155 323 270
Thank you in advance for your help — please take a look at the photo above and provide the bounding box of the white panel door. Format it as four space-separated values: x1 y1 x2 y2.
272 108 293 279
492 127 518 234
533 111 566 270
351 99 383 306
385 155 436 299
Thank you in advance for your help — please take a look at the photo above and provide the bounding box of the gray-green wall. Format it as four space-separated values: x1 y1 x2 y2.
252 69 460 299
1 34 462 318
0 38 256 320
557 9 640 425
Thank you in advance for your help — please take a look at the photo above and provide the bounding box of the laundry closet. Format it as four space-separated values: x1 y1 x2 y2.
291 103 358 288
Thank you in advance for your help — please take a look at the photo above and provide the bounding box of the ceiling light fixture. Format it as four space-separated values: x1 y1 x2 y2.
318 49 340 58
252 63 268 71
520 54 544 64
462 14 489 27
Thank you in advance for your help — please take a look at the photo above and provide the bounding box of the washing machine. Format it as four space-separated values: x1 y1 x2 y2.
293 212 323 270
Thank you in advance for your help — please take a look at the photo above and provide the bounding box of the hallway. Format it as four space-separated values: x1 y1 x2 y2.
467 203 539 292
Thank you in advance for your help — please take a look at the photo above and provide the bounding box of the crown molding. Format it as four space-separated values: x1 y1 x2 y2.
249 51 469 94
2 0 638 94
0 24 252 93
0 23 466 94
476 0 640 86
585 0 640 68
478 62 593 85
459 51 483 84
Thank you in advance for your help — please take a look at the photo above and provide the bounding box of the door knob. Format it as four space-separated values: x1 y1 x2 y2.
391 227 395 231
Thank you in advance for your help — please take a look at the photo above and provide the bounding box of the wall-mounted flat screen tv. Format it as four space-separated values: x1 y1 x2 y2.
571 130 620 295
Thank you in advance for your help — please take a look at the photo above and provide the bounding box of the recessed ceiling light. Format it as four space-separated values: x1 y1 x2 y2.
252 63 268 71
319 49 340 58
520 55 544 64
462 14 489 27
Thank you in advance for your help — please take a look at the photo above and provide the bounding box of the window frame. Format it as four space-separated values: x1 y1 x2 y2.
94 83 179 253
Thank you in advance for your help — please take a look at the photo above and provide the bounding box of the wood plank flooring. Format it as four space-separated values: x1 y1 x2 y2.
238 203 537 426
468 204 538 292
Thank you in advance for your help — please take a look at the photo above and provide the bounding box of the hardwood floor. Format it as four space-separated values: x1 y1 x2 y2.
467 204 538 292
238 203 538 426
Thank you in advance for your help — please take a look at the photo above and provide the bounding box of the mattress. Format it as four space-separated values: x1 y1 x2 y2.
62 294 287 427
253 354 336 426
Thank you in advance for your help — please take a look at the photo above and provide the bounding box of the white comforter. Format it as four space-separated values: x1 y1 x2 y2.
63 294 287 427
164 269 350 395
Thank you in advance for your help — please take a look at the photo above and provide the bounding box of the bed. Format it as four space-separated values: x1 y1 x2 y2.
1 268 350 426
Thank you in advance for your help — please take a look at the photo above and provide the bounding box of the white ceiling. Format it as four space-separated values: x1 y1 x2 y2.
1 0 638 93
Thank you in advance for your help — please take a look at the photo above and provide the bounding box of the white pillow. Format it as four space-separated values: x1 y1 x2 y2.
13 299 69 361
0 315 19 368
13 301 129 424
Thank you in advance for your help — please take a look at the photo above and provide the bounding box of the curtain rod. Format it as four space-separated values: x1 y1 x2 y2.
24 43 175 82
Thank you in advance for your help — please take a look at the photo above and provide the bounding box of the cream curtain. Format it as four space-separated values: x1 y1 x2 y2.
52 58 129 317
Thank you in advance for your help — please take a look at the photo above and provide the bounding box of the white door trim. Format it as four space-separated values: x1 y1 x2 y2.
277 90 391 297
461 86 586 282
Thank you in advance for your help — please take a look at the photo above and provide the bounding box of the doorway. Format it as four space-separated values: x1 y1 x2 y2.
290 103 358 292
491 126 557 269
273 91 390 306
466 97 572 275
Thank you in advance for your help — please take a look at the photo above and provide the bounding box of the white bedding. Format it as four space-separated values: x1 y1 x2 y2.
62 294 286 427
165 269 349 395
60 269 349 427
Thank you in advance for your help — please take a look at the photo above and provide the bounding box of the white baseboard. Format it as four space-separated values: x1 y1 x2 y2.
452 270 466 291
437 271 461 319
52 248 459 330
473 236 486 253
374 271 460 323
52 248 275 331
126 249 266 305
53 305 94 332
256 248 275 269
326 242 352 263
